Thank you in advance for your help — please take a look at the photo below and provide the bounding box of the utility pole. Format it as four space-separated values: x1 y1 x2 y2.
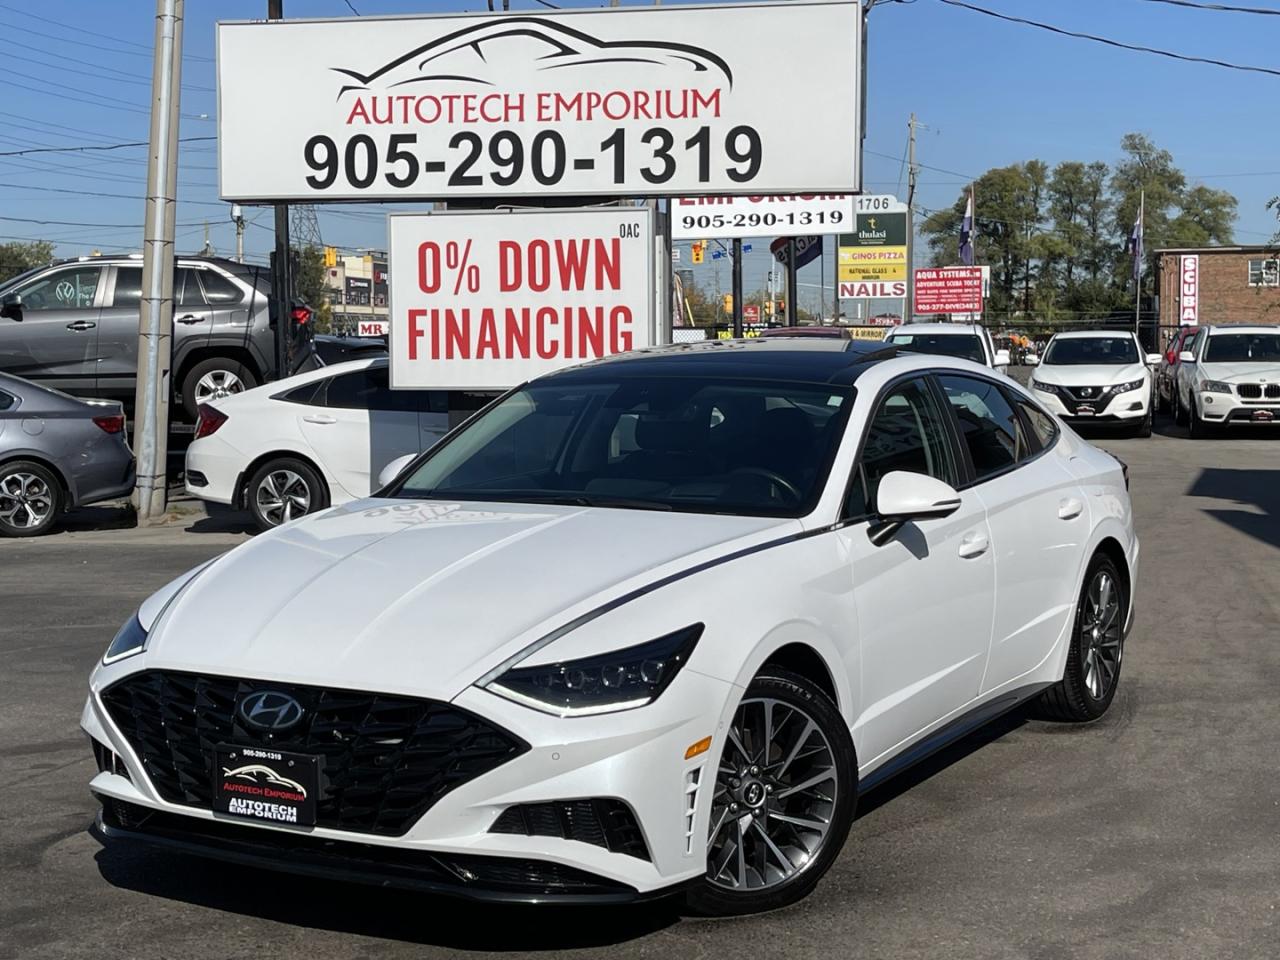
133 0 183 524
268 0 292 382
230 203 245 263
904 112 918 322
785 239 798 325
732 238 743 337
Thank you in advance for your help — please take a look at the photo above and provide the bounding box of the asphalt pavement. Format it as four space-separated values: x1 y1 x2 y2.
2 416 1278 960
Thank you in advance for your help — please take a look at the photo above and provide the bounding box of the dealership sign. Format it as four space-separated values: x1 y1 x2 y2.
914 267 984 314
216 3 862 202
388 208 653 389
1180 255 1199 325
672 195 855 240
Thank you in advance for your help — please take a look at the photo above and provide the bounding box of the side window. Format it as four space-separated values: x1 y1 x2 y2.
0 389 15 411
112 267 143 308
845 379 955 519
323 366 417 412
938 374 1031 480
199 270 245 305
176 269 206 308
1015 397 1057 451
12 266 101 310
277 380 323 406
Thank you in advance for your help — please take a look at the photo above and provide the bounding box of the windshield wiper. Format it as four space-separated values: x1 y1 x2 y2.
543 495 673 512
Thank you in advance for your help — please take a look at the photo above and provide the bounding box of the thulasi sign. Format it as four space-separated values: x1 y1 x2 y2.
215 2 862 201
388 208 654 389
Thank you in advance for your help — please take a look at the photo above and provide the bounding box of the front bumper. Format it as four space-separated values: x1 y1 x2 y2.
82 663 736 898
1032 384 1148 423
1195 391 1280 425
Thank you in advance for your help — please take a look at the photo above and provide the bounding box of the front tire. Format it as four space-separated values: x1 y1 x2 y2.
1175 390 1189 426
0 460 64 537
246 457 328 531
1187 396 1214 439
686 669 857 917
1037 554 1126 722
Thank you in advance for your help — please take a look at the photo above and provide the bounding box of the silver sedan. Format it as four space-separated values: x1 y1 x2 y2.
0 372 135 537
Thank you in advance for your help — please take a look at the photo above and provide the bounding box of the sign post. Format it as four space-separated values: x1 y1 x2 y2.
387 207 654 389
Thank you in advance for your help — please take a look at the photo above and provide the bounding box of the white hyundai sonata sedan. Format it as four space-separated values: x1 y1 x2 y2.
84 340 1137 915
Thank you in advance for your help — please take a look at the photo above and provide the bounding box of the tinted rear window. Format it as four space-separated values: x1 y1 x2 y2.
887 333 986 364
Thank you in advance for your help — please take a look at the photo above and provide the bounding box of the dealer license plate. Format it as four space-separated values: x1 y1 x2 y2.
213 745 319 827
1075 404 1095 416
1252 409 1274 422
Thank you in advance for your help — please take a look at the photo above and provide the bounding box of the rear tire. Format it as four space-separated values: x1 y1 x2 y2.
245 457 328 531
181 358 257 420
0 460 64 537
1037 554 1126 722
685 669 857 917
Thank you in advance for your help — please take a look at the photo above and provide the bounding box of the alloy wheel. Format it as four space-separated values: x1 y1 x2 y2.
707 697 838 891
255 469 311 525
194 369 245 404
1081 569 1123 700
0 471 55 530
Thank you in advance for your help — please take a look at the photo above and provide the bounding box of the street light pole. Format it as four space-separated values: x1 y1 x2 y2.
132 0 183 524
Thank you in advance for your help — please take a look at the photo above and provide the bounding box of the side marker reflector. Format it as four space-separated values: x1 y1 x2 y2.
685 736 712 760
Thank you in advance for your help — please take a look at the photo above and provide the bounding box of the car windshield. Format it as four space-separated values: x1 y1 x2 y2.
1204 333 1280 362
1044 336 1137 365
393 376 855 517
886 333 985 364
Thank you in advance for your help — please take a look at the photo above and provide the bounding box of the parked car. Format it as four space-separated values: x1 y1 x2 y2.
89 340 1137 914
185 358 496 530
1154 326 1199 415
0 372 134 537
313 333 387 366
1172 325 1280 436
0 255 316 420
882 323 1010 371
1029 330 1159 437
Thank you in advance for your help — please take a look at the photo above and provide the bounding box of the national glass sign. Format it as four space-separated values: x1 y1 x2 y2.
215 2 862 201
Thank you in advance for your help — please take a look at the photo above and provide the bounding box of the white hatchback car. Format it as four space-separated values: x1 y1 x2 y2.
1029 330 1159 437
1172 325 1280 436
185 358 490 530
88 340 1137 916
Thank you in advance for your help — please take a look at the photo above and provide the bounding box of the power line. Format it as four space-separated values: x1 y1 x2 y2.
1136 0 1280 13
935 0 1280 78
343 0 362 13
0 136 216 158
0 214 208 229
0 110 138 143
0 45 216 94
0 78 212 122
0 5 214 61
0 181 233 209
0 72 212 120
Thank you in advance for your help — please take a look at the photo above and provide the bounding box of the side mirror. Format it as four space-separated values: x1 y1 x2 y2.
993 348 1011 367
1178 350 1196 364
871 471 961 546
1146 353 1163 367
376 453 416 490
0 294 22 321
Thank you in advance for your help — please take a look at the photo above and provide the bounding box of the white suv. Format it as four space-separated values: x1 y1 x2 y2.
883 323 1009 371
1029 330 1159 437
1173 325 1280 436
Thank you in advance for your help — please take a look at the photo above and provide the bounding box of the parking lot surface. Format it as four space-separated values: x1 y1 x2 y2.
2 423 1278 960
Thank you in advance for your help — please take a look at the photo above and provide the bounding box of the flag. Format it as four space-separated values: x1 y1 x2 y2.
959 187 975 266
1127 191 1144 282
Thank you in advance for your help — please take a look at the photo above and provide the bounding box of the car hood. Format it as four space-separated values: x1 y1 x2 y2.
1034 363 1147 387
1198 361 1280 382
143 498 795 700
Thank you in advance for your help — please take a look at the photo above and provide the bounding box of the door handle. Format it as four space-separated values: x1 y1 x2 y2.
302 414 337 425
958 531 990 559
175 314 203 324
66 320 96 331
1058 497 1084 520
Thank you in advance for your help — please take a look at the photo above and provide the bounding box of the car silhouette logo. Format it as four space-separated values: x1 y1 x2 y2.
238 691 305 731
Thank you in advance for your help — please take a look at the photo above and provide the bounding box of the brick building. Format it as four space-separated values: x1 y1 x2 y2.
1155 245 1280 329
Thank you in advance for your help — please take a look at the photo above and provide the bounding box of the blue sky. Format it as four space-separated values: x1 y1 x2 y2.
2 0 1278 314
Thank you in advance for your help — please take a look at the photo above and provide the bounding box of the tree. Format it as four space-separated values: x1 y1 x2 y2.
291 244 333 333
0 240 56 286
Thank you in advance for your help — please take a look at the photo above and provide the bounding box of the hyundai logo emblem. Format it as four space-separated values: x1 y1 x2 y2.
238 690 305 731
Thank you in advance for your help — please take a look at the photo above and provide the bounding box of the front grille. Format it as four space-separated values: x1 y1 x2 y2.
1238 383 1262 399
102 670 528 837
490 799 650 861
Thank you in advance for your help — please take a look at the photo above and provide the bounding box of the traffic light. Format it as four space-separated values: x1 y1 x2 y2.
691 240 705 265
323 246 337 268
723 294 734 314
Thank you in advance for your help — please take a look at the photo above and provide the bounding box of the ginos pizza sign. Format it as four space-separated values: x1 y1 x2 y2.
1180 255 1199 325
388 208 653 389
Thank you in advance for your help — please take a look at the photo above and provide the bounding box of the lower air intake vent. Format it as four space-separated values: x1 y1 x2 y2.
490 799 650 861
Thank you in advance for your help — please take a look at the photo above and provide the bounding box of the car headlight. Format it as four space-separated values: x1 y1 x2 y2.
102 614 147 665
1200 379 1233 394
1029 378 1055 394
1114 379 1145 394
486 623 703 717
